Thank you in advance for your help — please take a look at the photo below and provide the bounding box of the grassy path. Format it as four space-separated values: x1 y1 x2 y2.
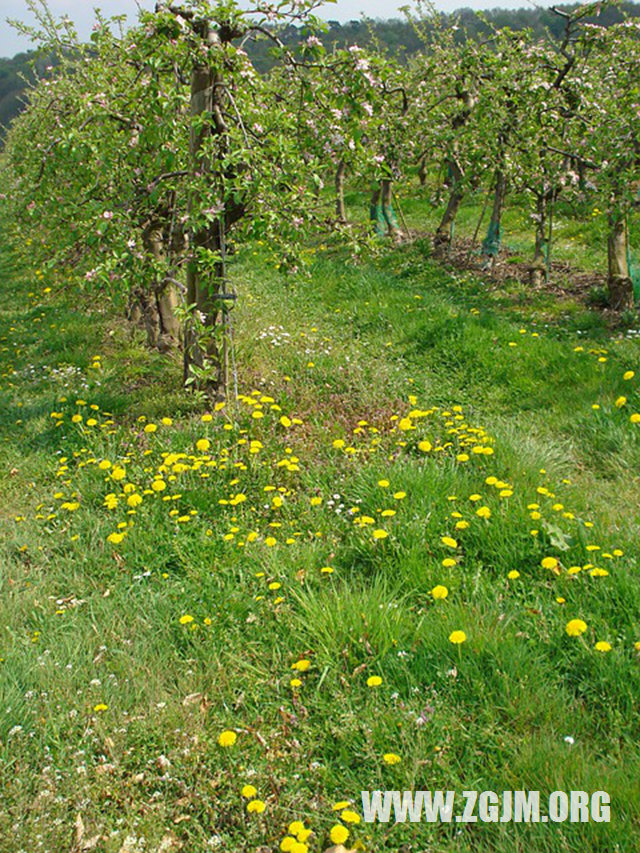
1 238 639 852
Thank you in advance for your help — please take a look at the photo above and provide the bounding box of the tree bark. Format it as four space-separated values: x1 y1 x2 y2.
183 58 226 397
418 152 428 187
434 158 463 256
607 215 634 310
335 158 347 224
141 219 181 352
529 193 547 287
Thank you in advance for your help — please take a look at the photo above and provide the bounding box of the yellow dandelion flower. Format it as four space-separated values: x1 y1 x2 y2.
449 630 467 644
340 810 361 824
430 585 449 599
366 675 382 687
329 825 349 845
218 730 237 747
565 619 587 637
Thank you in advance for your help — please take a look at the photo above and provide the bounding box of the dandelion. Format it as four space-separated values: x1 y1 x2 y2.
144 423 157 433
106 532 124 544
441 536 458 548
179 614 194 625
476 506 491 519
615 396 627 408
372 529 388 540
623 371 635 380
541 556 559 571
565 619 587 637
93 703 108 712
340 810 361 824
329 825 350 845
241 785 257 798
366 675 382 687
430 585 448 599
247 799 266 813
196 439 210 452
218 730 237 747
594 641 612 652
290 678 302 688
507 570 520 579
383 752 401 765
449 630 466 644
418 440 432 452
291 659 310 672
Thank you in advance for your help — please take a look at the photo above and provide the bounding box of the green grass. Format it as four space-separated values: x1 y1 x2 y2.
1 222 640 853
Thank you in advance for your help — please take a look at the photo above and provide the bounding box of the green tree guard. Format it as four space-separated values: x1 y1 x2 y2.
481 220 502 257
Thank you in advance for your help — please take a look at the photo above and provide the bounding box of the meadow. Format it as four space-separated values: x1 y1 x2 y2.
1 186 639 853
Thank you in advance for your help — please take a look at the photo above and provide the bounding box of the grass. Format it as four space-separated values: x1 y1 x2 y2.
1 214 640 853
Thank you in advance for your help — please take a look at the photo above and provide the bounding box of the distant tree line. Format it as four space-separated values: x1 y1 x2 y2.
0 51 57 139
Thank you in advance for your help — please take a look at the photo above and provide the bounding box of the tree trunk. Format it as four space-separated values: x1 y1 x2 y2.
183 59 226 398
135 287 162 349
418 152 428 187
481 169 506 268
141 219 181 352
335 159 347 224
529 193 547 287
434 159 463 256
607 215 634 310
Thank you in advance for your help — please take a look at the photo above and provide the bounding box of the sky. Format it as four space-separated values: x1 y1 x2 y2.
1 0 553 58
